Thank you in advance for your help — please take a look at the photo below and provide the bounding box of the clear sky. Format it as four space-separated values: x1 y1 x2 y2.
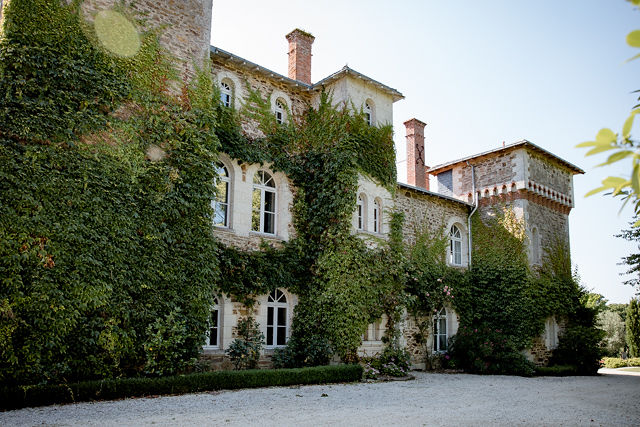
210 0 640 303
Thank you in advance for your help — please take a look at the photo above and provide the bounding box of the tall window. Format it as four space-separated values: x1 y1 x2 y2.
252 170 276 235
213 163 230 227
449 225 462 266
275 99 286 124
357 194 365 231
206 297 220 348
373 199 382 233
364 101 372 126
220 81 232 107
433 307 447 352
267 289 288 347
531 227 541 265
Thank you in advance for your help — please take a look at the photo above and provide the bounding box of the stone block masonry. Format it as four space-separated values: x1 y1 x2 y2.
75 0 212 82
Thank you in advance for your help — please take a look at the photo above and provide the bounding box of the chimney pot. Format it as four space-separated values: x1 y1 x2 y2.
286 29 315 85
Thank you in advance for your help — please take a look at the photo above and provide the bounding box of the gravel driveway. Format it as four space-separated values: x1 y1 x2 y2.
2 370 639 426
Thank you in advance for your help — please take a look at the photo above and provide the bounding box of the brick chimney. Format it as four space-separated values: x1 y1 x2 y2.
286 29 315 84
405 118 429 190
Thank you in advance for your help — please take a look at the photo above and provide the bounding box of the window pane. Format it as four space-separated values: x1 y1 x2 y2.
439 335 447 351
267 326 273 346
217 181 228 203
264 191 275 213
277 326 286 346
267 306 274 326
454 241 462 265
277 307 287 326
439 318 447 333
264 212 275 234
252 189 261 231
214 202 227 227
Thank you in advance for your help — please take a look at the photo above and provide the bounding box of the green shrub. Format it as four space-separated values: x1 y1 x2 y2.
226 317 264 370
361 345 411 379
272 334 332 369
0 364 364 410
550 306 605 375
449 325 535 376
601 357 640 368
535 365 579 376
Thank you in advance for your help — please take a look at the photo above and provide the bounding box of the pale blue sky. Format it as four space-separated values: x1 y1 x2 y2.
210 0 640 303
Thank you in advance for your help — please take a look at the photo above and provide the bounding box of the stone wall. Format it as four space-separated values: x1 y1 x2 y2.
525 199 571 257
452 149 525 198
210 56 312 139
527 151 573 195
76 0 212 81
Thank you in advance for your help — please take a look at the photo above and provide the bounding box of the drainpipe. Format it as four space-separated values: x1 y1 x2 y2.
466 161 478 268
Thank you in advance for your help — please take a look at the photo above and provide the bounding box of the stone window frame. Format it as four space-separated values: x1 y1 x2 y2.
531 226 541 265
449 224 463 266
203 296 222 350
271 91 292 125
373 198 382 234
212 160 232 228
364 99 375 126
220 79 233 108
252 169 277 236
216 71 242 108
266 289 289 348
356 193 368 231
433 307 448 353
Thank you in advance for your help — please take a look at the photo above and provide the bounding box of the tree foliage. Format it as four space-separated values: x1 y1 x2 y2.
627 298 640 356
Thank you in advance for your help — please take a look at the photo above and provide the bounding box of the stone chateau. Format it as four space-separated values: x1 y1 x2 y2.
60 0 583 368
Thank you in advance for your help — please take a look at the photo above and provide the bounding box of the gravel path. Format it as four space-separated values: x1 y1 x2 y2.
2 370 639 426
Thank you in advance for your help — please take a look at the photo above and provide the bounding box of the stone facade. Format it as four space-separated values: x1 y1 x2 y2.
74 0 212 81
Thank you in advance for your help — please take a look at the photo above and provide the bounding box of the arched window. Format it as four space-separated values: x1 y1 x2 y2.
275 98 286 124
252 170 276 235
433 307 447 352
267 289 288 347
206 296 220 348
449 225 462 266
356 194 366 231
531 227 541 265
364 101 373 126
213 162 230 227
220 81 232 107
373 199 382 233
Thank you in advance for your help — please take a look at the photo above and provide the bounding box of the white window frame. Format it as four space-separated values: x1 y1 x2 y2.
220 81 232 107
373 199 382 233
204 296 221 349
275 99 286 124
357 193 366 231
252 170 277 235
433 307 448 353
364 101 373 126
266 289 288 347
213 162 230 228
449 225 462 266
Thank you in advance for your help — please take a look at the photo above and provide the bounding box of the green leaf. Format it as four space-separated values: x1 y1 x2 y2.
595 128 616 144
623 111 639 138
585 145 618 156
626 52 640 63
576 140 598 148
602 176 628 187
633 163 640 195
585 186 608 197
596 150 635 167
627 30 640 48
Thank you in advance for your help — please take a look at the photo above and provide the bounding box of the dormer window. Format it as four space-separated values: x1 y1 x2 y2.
220 81 232 107
275 99 286 124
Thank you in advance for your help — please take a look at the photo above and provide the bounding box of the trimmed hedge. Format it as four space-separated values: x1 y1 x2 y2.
0 364 363 410
602 357 640 369
534 365 579 377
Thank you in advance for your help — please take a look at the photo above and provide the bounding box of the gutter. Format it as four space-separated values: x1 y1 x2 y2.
467 161 478 267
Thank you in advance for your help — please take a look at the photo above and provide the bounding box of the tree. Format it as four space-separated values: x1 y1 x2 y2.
627 298 640 356
577 0 640 223
598 309 627 356
617 219 640 291
584 292 608 313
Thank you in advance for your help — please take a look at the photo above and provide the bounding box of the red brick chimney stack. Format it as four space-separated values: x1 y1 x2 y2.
286 29 315 85
405 118 429 190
